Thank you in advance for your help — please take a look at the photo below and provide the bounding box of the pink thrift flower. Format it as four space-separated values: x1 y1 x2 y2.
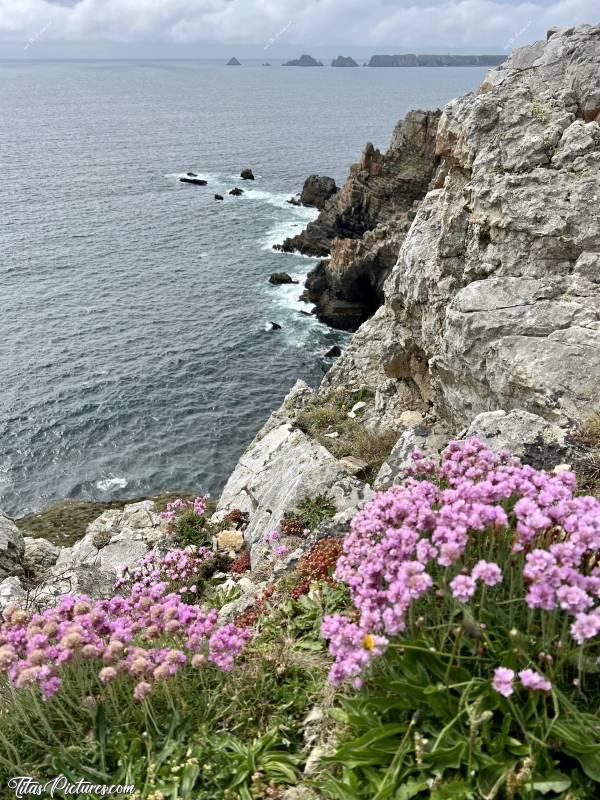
449 574 476 603
492 667 515 697
519 669 552 692
471 560 503 587
133 681 152 701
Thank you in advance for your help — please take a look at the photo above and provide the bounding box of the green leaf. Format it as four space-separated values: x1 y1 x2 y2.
395 778 429 799
530 773 572 794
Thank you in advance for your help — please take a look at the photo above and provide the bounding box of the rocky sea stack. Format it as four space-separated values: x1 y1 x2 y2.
283 54 323 67
331 56 359 67
227 57 241 66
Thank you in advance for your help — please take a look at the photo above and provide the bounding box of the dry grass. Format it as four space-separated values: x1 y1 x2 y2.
574 412 600 448
296 391 397 482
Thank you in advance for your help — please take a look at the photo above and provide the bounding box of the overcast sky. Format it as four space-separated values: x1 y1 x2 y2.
0 0 597 58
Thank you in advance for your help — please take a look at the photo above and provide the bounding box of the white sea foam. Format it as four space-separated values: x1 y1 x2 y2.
96 477 129 492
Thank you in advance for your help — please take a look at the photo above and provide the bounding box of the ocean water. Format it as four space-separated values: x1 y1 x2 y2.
0 59 489 516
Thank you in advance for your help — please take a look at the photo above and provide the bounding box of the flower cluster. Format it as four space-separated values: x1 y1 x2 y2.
0 578 251 700
160 495 208 523
115 546 215 594
322 438 600 687
492 667 552 697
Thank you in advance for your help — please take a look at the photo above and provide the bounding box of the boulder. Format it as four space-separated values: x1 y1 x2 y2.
0 513 24 580
28 501 169 607
23 537 60 581
463 410 577 470
325 345 342 358
229 187 244 196
214 194 224 201
179 177 207 186
299 175 338 210
216 529 245 553
0 576 26 610
269 272 298 285
213 385 371 564
240 168 255 180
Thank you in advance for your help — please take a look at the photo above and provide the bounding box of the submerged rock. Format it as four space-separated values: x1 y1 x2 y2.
229 187 244 196
267 321 282 330
325 345 342 358
179 177 207 186
214 194 224 201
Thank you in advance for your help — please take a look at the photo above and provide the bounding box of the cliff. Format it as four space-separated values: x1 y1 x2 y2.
219 23 600 564
279 109 441 329
368 53 507 67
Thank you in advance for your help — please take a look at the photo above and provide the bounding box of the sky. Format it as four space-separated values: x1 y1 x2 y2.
0 0 597 58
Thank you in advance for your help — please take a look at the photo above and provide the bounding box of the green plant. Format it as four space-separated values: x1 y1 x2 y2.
294 495 337 531
173 508 213 547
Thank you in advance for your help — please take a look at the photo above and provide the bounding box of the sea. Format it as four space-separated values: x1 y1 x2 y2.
0 59 489 516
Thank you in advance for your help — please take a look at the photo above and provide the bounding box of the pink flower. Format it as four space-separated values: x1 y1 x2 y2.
471 560 503 587
492 667 515 697
274 545 289 557
518 669 552 692
449 575 476 603
133 681 152 701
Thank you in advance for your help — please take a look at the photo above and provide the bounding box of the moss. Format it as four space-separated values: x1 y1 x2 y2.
15 493 215 548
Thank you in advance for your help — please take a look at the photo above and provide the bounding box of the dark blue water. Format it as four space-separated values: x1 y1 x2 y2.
0 60 488 515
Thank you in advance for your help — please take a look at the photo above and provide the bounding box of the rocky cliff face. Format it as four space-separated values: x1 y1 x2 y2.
328 24 600 430
217 24 600 565
281 110 441 329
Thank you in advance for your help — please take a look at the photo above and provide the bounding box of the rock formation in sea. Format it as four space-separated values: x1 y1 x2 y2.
368 53 507 67
278 110 440 328
283 55 323 67
297 175 338 210
227 57 241 66
331 56 359 67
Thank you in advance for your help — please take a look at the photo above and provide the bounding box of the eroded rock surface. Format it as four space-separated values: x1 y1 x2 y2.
327 25 600 429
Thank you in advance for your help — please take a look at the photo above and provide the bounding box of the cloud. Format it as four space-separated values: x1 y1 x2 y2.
0 0 597 49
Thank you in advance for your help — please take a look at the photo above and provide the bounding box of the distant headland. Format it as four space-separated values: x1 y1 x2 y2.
368 53 506 66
